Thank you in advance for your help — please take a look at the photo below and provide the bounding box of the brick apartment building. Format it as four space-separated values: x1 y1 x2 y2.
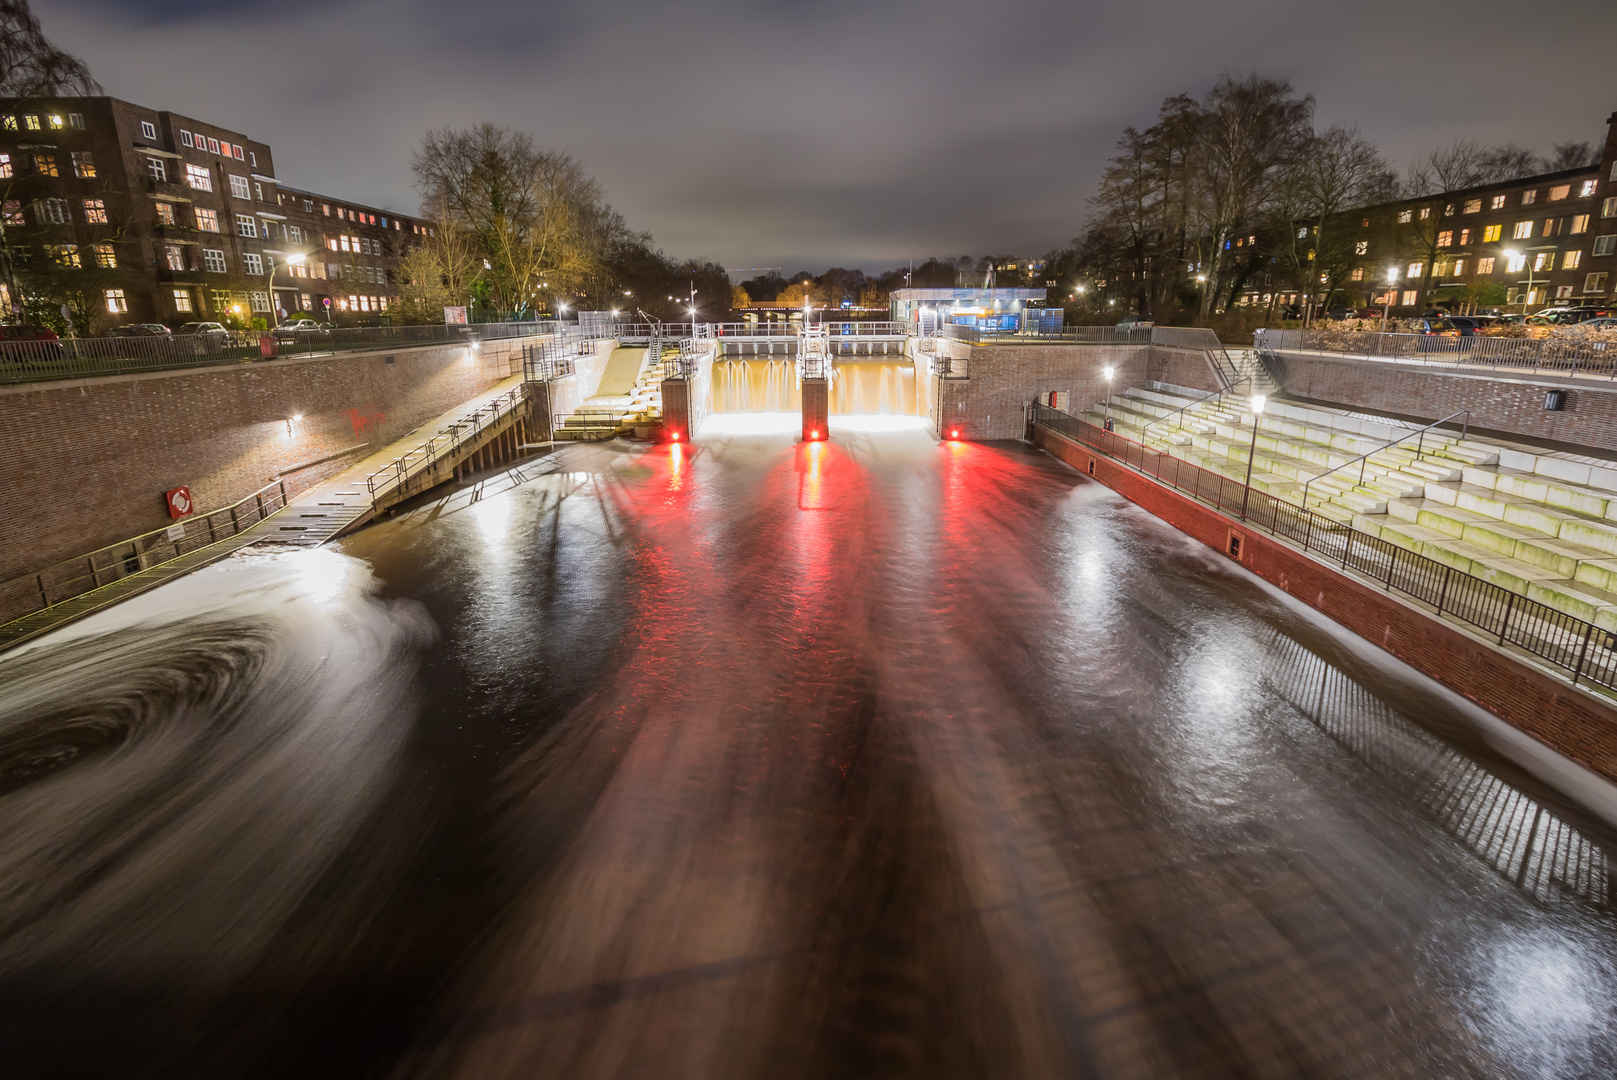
1237 108 1617 315
0 95 428 327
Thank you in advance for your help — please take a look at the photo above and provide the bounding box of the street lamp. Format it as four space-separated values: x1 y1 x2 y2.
1380 267 1399 334
1102 365 1114 430
267 252 304 328
1240 393 1267 518
1505 248 1536 316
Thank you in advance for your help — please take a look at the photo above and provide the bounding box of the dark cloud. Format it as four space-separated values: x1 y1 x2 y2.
40 0 1617 271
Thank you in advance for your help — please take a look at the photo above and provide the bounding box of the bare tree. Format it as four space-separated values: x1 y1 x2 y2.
395 192 481 322
0 0 98 98
1407 139 1545 196
1543 141 1596 172
1273 124 1391 316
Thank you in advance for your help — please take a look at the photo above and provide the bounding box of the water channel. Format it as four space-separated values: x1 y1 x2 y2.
1 421 1615 1078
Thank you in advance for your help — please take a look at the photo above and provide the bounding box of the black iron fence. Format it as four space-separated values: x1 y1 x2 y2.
1260 327 1617 378
0 320 555 385
1031 401 1617 695
364 387 528 503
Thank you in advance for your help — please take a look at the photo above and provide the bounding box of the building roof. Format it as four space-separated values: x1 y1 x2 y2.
890 288 1046 301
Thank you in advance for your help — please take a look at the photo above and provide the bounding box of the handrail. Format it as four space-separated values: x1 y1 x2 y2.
364 387 528 502
1300 410 1471 509
1140 376 1253 439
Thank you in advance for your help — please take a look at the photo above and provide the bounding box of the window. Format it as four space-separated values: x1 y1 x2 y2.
32 153 57 177
327 262 340 278
249 291 270 313
233 144 245 161
0 153 9 179
1453 259 1467 276
1580 180 1599 198
1478 256 1496 274
1350 268 1364 281
39 198 68 224
228 174 250 199
1523 190 1538 205
155 201 175 225
184 163 211 190
202 248 227 272
1549 184 1572 201
1533 252 1554 272
321 203 330 216
82 199 107 224
147 157 166 182
1433 258 1453 276
1605 197 1617 218
253 182 262 201
1556 285 1575 299
67 113 83 130
1596 235 1617 257
47 244 79 268
1396 210 1412 224
249 151 256 167
140 120 157 139
1463 198 1481 213
71 151 94 178
1354 240 1368 255
1483 223 1503 242
1513 221 1534 239
1506 252 1526 272
164 244 185 270
194 207 220 231
104 288 127 313
1564 250 1583 270
3 201 22 225
243 252 263 274
1419 207 1431 220
1457 228 1471 245
206 137 219 154
173 289 193 313
180 130 193 148
235 213 257 237
1491 195 1506 210
1407 262 1423 278
210 289 232 313
1571 214 1591 234
1 116 12 130
303 199 314 213
288 225 301 243
1401 290 1418 306
1437 230 1453 248
1587 273 1609 294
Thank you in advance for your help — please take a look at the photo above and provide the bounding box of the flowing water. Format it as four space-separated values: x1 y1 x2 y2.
712 358 917 416
2 429 1616 1079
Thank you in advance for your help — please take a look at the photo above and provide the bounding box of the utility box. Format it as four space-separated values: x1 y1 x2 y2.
1024 307 1063 334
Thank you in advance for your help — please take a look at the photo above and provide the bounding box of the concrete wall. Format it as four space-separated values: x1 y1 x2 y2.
1274 350 1617 452
924 343 1151 440
0 338 530 581
1033 423 1617 784
525 339 618 438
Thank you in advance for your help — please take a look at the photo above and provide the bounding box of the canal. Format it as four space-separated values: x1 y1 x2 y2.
1 421 1614 1078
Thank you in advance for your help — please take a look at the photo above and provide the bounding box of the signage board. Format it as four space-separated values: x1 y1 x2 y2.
443 306 469 325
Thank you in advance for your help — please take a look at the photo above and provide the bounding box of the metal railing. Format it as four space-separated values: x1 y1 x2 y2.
1139 376 1253 440
0 320 556 386
1149 326 1241 388
1031 401 1617 696
364 387 528 503
1260 327 1617 379
1299 410 1470 510
938 324 1154 346
0 479 290 624
798 327 829 379
521 322 620 382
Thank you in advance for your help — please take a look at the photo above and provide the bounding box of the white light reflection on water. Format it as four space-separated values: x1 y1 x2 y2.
1470 930 1617 1078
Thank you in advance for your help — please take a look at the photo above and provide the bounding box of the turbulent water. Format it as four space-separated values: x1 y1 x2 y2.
3 427 1616 1078
712 359 918 416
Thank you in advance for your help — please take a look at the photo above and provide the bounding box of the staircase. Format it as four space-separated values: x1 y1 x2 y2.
553 329 666 441
1083 382 1617 634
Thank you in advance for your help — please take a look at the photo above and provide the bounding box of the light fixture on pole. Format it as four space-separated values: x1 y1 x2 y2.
1380 268 1399 334
1505 248 1535 316
269 252 304 328
1102 365 1114 430
1241 393 1266 518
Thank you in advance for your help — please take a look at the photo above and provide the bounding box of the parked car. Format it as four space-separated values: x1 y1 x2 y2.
0 322 65 361
1445 316 1484 336
106 323 171 337
272 318 330 343
174 321 231 353
1577 317 1617 331
1531 306 1612 325
1115 314 1155 331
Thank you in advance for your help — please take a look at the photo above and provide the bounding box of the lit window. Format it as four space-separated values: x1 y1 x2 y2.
249 290 270 312
1401 290 1417 306
1582 180 1600 198
104 289 127 313
1 116 12 130
229 174 250 199
1459 228 1472 245
1570 214 1591 235
147 157 166 182
47 244 79 267
185 163 212 190
194 207 220 231
165 245 185 270
139 120 156 139
243 252 263 274
202 248 227 272
67 113 83 130
39 198 68 224
1491 195 1506 210
2 201 21 225
321 203 330 215
1463 198 1481 213
23 115 39 130
155 201 175 225
173 289 193 312
92 244 115 268
206 137 219 154
1587 273 1609 294
0 153 9 179
235 213 257 237
1350 268 1363 281
1522 190 1538 205
210 289 231 312
1419 207 1431 219
233 145 245 161
180 130 193 148
1549 184 1572 201
1564 250 1583 270
1453 259 1467 275
1605 197 1617 218
1407 262 1423 278
46 114 63 129
71 151 94 178
1595 236 1617 257
1513 221 1534 239
1533 252 1554 272
1397 210 1413 224
1478 256 1496 274
1483 223 1503 242
81 199 107 224
32 153 57 176
1354 240 1368 255
1436 230 1453 248
1505 252 1526 272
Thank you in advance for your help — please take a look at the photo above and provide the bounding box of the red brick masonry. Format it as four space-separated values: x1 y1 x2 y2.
1033 424 1617 783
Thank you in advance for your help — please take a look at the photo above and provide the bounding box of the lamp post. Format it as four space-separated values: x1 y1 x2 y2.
1240 393 1267 518
267 252 304 328
1505 248 1535 316
1379 267 1399 334
1102 365 1114 430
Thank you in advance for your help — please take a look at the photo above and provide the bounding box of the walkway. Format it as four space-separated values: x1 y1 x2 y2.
0 374 531 652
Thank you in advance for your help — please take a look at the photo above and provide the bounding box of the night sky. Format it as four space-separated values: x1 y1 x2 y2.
41 0 1617 271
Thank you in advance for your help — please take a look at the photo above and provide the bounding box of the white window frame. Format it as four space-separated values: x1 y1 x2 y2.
194 207 220 232
1586 272 1609 294
67 112 83 130
1564 250 1583 270
185 163 212 191
229 174 250 199
202 248 227 273
165 245 186 270
1581 180 1599 198
1491 195 1506 209
139 120 156 139
243 252 263 275
173 289 193 313
1594 235 1617 257
249 290 270 313
180 130 193 148
1513 221 1534 240
104 289 127 313
147 157 166 182
235 213 257 238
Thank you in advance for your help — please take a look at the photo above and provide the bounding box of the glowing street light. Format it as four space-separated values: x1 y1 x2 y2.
1504 247 1536 315
1102 365 1115 430
1380 267 1399 333
1240 393 1267 518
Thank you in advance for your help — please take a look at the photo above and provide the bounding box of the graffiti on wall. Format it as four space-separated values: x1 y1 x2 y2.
347 406 387 438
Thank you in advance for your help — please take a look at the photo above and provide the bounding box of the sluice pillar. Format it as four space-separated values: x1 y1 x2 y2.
798 323 830 442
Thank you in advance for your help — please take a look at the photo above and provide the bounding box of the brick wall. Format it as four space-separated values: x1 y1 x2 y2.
1147 346 1225 393
1033 424 1617 782
1275 351 1617 451
0 339 527 581
929 344 1151 439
